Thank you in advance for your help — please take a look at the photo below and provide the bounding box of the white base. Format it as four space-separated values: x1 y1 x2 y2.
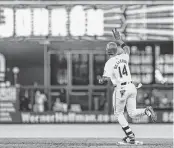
118 141 143 145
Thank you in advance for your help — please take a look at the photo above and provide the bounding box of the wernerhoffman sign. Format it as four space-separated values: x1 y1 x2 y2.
20 111 173 124
21 112 118 123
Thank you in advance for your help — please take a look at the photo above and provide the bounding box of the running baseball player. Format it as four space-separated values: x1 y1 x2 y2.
98 28 157 144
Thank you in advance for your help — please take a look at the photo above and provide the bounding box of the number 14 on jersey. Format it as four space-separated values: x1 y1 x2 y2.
118 65 128 78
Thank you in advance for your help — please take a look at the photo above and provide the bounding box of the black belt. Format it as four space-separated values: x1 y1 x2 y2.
114 81 132 88
121 81 132 86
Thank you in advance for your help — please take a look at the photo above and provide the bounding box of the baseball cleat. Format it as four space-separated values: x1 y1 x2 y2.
120 133 135 145
145 106 157 122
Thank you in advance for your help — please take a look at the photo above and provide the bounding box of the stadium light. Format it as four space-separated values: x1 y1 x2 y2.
126 28 173 36
104 7 122 14
126 35 141 41
126 18 173 24
86 9 104 36
86 9 95 36
33 8 49 36
147 36 171 40
126 5 173 15
104 24 121 28
95 9 104 36
16 9 31 36
51 8 67 36
104 15 122 21
0 8 13 37
70 5 85 36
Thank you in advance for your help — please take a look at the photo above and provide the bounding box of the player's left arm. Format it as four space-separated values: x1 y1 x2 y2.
112 28 130 55
97 75 110 84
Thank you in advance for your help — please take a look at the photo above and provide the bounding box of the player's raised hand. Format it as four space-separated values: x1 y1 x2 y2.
112 28 121 40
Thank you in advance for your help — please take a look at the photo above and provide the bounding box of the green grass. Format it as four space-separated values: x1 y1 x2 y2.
0 138 172 148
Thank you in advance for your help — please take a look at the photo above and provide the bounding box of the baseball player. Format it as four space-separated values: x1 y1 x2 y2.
98 28 157 144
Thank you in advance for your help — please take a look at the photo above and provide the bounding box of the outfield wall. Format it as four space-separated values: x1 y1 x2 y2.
0 86 173 124
0 109 173 124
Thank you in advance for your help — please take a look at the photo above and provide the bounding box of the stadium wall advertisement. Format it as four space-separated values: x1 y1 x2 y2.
0 87 21 123
19 111 173 124
0 110 166 124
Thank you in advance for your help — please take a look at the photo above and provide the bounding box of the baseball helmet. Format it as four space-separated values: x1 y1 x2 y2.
106 42 117 55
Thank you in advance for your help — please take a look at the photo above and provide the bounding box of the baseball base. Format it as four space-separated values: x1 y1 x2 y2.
118 140 143 145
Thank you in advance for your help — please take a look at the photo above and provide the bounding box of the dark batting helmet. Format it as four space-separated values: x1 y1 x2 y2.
106 42 117 55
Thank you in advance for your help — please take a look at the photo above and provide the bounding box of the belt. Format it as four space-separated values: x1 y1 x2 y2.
114 81 132 88
121 81 132 86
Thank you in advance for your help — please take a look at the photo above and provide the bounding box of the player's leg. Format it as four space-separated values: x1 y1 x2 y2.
113 89 135 144
126 86 146 118
113 89 128 127
126 83 157 122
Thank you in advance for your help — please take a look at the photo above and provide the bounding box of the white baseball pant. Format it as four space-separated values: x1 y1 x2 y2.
113 83 146 127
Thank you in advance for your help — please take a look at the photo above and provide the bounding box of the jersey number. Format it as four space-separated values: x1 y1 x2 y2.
118 65 128 78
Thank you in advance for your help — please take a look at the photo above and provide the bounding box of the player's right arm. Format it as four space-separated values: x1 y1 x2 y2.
112 28 130 55
97 75 110 84
98 60 113 84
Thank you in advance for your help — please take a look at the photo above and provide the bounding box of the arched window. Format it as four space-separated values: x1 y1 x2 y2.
0 53 6 82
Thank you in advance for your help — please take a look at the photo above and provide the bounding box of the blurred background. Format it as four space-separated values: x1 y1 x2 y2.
0 0 173 124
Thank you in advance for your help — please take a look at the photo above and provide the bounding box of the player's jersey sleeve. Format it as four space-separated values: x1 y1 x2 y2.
123 54 130 62
103 59 114 78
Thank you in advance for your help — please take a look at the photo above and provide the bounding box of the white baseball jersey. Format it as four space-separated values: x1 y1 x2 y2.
103 53 132 85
